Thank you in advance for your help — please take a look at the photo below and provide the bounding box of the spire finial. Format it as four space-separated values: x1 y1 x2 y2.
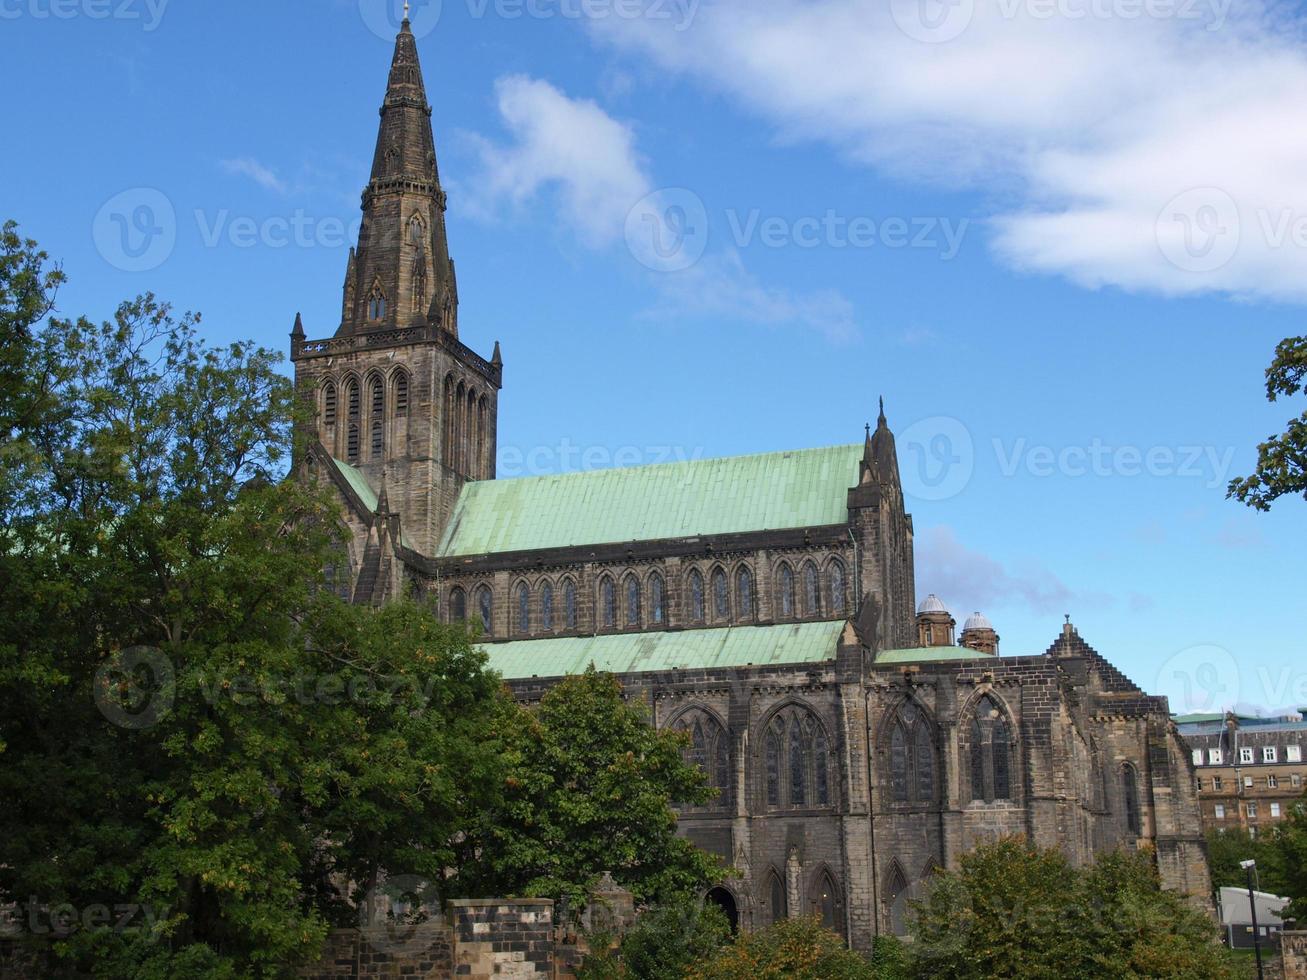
403 0 411 20
878 396 886 425
865 422 871 439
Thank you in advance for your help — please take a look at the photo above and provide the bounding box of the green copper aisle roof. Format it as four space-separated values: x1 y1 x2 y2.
479 620 846 680
439 443 864 557
875 647 998 664
331 458 378 511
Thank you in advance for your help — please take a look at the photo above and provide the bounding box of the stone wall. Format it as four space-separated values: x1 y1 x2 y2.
1283 931 1307 980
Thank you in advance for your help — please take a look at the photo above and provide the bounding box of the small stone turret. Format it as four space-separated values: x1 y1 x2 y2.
916 594 955 647
960 611 999 655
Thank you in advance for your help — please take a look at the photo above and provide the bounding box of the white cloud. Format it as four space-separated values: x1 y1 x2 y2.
468 75 650 247
220 157 288 194
641 249 859 342
469 74 860 339
585 0 1307 300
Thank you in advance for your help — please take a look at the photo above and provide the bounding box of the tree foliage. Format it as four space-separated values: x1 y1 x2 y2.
575 895 731 980
685 916 879 980
1229 335 1307 510
908 838 1245 980
458 667 723 911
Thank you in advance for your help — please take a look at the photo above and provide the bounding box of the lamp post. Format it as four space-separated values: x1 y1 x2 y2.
1240 859 1265 980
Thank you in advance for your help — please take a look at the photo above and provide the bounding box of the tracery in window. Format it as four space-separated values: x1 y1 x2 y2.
887 702 936 804
779 563 795 617
541 581 554 631
829 561 846 616
803 561 821 615
763 705 832 809
969 694 1013 803
672 709 732 809
476 585 492 635
563 579 578 629
712 567 729 620
599 576 616 629
736 566 753 619
689 570 705 623
625 574 641 627
367 284 387 321
650 572 666 625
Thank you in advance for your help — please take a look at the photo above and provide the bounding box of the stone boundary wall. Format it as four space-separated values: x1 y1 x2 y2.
1282 931 1307 980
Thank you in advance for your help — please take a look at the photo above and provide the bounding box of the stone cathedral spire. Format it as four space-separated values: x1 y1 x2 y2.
338 16 458 337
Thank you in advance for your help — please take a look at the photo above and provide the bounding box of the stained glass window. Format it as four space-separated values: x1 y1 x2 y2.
780 564 795 617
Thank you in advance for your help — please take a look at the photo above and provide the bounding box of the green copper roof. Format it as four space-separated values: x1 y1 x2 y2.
439 444 864 558
479 620 846 680
332 458 378 511
875 646 998 665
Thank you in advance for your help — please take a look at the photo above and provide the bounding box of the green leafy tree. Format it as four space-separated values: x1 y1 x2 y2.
908 838 1245 980
0 226 510 978
1274 796 1307 921
616 896 731 980
458 667 723 910
685 916 875 980
1229 335 1307 510
1205 827 1287 894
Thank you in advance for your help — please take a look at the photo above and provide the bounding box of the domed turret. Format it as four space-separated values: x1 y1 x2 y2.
916 594 955 647
960 612 999 655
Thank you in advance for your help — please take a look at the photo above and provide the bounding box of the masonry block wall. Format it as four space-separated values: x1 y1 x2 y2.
1283 931 1307 980
451 899 555 979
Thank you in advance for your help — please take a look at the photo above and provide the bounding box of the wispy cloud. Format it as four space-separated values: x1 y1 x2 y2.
915 524 1108 618
586 0 1307 301
220 157 288 194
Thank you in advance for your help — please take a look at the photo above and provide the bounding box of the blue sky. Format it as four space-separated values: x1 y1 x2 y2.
2 0 1304 715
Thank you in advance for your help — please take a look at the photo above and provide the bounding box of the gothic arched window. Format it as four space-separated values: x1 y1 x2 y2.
449 587 466 622
323 381 337 427
829 561 846 616
540 581 554 632
887 703 936 805
367 285 387 321
779 563 795 617
649 572 666 625
409 215 428 310
515 582 530 635
969 694 1014 803
803 561 821 616
769 871 787 924
689 570 705 623
812 871 841 936
712 568 729 621
625 575 641 627
393 370 410 417
736 566 753 619
599 576 616 629
672 709 732 809
347 424 360 463
370 420 383 459
370 375 384 419
763 705 832 810
1122 763 1142 834
563 579 578 629
887 866 910 936
476 585 492 635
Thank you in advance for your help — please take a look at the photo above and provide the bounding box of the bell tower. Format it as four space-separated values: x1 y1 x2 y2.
292 16 501 559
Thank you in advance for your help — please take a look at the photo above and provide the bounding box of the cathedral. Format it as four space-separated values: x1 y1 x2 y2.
290 17 1213 953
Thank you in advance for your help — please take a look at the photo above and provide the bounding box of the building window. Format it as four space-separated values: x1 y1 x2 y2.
625 575 641 627
712 568 729 621
1245 776 1254 789
1213 776 1223 791
515 582 530 635
649 573 666 625
1208 749 1223 765
347 424 360 463
541 581 554 631
1268 775 1278 788
1247 802 1258 818
323 382 338 426
1293 774 1302 788
394 371 409 416
779 563 795 617
1214 804 1226 819
1264 746 1278 763
763 706 832 810
563 579 577 629
829 561 846 616
769 872 787 924
370 420 383 458
368 286 387 321
969 694 1012 803
449 587 466 622
1122 764 1142 835
672 709 731 809
888 703 935 805
803 562 821 615
887 867 909 936
600 576 616 629
1288 745 1302 763
812 871 840 935
1272 803 1282 818
689 570 705 623
1192 749 1203 767
736 566 753 619
476 586 492 634
1241 747 1255 764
